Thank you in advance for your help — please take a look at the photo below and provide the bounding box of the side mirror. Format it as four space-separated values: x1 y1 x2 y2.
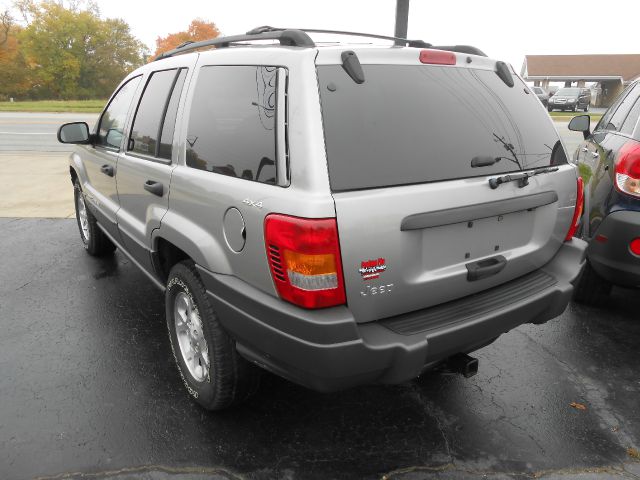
57 122 90 144
568 115 591 140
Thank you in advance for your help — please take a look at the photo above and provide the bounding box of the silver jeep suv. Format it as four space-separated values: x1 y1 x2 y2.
58 27 587 410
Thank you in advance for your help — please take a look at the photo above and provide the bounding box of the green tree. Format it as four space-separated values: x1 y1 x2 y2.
19 1 147 99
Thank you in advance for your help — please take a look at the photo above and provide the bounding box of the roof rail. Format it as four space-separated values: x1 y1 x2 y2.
153 26 487 61
154 28 315 61
248 26 432 48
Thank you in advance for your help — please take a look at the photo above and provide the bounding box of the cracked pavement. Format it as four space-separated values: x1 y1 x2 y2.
0 218 639 480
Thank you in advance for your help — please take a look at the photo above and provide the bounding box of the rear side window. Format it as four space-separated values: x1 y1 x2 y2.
598 83 639 132
317 64 562 191
98 76 141 149
186 65 278 184
129 68 187 160
620 97 640 137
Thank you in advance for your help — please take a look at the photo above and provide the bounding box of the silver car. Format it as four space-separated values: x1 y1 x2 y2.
58 27 587 410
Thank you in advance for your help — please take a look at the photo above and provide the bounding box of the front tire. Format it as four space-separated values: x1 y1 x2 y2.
165 261 260 410
73 180 116 256
573 260 612 306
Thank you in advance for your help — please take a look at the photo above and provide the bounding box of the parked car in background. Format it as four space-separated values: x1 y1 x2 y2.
548 87 591 112
569 81 640 304
531 86 550 106
56 27 586 410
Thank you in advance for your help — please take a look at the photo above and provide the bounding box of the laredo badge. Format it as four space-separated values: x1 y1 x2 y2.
359 258 386 280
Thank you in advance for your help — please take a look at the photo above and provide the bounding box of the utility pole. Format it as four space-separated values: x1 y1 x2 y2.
394 0 410 44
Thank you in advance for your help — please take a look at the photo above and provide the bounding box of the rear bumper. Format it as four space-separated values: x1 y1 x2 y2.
197 239 586 392
588 210 640 287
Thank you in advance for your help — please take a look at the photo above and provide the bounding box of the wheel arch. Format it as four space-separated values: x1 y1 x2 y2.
69 152 88 187
151 214 233 283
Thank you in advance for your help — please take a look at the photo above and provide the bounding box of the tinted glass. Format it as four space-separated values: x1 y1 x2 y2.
98 76 141 149
601 84 640 132
595 84 634 132
318 65 562 191
186 66 277 184
129 69 177 157
620 96 640 137
158 69 187 159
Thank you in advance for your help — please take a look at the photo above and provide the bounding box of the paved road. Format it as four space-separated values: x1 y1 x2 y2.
0 112 99 152
1 218 639 480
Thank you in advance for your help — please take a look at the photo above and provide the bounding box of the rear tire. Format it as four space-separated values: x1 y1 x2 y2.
165 261 260 410
548 106 553 112
573 260 612 306
73 180 116 256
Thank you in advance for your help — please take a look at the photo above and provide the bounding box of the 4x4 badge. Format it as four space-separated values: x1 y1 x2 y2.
242 198 263 209
359 258 386 280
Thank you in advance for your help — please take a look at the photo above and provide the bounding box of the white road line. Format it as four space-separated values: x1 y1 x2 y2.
0 132 54 135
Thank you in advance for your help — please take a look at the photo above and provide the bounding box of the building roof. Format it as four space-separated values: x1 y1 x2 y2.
521 54 640 82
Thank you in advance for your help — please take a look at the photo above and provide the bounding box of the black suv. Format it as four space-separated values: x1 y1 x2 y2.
549 87 591 112
569 81 640 304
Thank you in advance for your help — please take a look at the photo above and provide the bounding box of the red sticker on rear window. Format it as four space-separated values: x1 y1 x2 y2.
359 258 386 280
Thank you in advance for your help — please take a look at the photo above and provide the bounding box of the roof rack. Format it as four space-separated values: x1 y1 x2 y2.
154 28 315 61
154 25 487 61
247 26 432 48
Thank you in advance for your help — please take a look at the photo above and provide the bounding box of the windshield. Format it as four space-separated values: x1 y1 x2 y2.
555 88 580 97
318 64 562 191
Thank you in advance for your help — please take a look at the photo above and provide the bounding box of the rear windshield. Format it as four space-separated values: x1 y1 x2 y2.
317 64 562 191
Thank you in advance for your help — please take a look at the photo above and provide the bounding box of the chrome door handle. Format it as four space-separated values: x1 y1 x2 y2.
590 152 599 158
581 147 589 153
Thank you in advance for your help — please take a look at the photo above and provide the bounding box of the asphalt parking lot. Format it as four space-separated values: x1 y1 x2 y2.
1 218 639 480
1 113 639 480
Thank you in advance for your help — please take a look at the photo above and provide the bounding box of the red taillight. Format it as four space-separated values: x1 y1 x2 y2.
264 214 346 309
419 49 456 65
615 141 640 198
630 238 640 256
565 176 584 241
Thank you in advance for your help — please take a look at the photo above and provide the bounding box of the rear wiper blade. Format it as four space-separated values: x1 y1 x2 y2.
489 166 559 189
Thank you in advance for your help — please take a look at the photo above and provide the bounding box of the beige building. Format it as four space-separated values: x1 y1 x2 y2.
521 54 640 107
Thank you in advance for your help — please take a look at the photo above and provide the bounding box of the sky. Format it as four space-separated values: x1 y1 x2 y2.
3 0 640 71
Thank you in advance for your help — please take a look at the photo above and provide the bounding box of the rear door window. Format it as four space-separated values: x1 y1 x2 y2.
317 64 561 191
185 65 278 184
129 68 187 160
619 96 640 137
598 83 639 132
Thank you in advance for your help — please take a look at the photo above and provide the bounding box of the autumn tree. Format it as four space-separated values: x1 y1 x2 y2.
154 19 220 59
17 0 147 99
0 10 30 99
